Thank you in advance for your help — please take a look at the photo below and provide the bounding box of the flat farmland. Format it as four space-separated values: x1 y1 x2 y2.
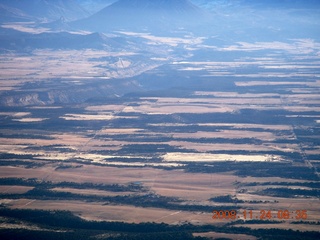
0 29 319 239
1 164 319 230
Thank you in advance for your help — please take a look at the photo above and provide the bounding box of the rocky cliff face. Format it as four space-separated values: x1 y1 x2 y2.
0 80 142 107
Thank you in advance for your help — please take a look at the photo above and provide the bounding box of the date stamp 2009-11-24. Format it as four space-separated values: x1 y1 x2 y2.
212 210 308 221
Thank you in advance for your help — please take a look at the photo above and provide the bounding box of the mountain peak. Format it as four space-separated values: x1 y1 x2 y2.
111 0 197 10
73 0 206 33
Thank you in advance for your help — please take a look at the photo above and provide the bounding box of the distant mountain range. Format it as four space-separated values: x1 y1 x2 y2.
0 0 319 52
1 0 319 24
73 0 207 32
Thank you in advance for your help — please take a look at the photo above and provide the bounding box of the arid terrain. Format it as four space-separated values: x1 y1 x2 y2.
0 0 319 239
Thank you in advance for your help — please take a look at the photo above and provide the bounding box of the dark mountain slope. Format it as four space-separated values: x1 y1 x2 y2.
0 30 108 50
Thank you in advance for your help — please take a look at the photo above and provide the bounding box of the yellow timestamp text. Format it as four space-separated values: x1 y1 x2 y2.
212 210 308 220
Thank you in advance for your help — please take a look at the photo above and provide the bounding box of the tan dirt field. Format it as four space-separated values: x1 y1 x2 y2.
4 199 213 224
0 164 319 229
0 186 34 194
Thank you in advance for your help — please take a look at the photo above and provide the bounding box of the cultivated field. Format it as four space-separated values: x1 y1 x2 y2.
0 22 319 239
